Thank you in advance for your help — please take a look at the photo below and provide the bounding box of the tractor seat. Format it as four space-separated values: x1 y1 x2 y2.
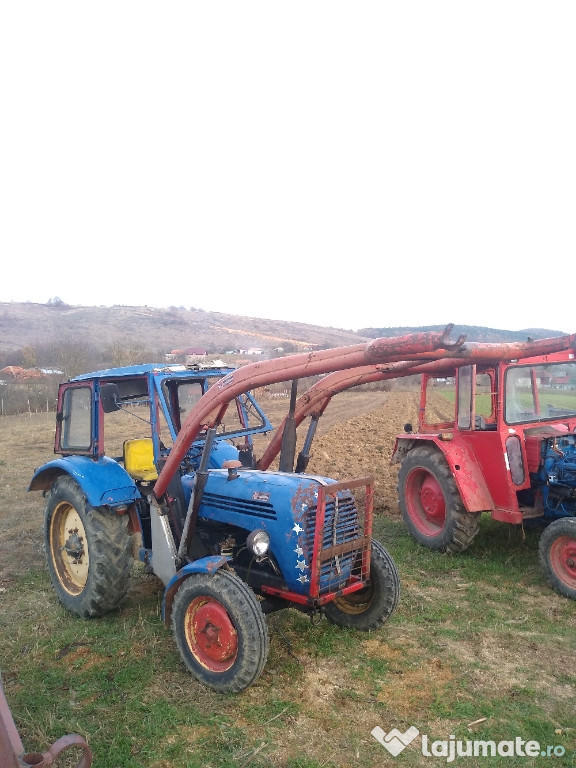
474 415 497 431
123 439 158 481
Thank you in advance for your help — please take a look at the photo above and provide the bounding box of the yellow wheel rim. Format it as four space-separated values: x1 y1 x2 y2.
50 502 90 595
331 581 375 615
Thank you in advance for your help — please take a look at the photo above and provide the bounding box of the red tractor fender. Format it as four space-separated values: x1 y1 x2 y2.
392 434 495 513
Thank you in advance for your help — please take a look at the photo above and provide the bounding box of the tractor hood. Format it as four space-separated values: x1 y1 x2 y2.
182 469 342 594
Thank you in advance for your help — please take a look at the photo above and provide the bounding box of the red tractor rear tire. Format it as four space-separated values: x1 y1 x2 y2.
398 446 480 553
538 518 576 600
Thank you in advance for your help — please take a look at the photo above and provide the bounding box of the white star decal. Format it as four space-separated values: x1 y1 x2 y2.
296 559 308 571
293 546 303 556
297 574 309 584
292 523 303 534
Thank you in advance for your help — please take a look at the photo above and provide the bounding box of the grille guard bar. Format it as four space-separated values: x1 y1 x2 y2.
262 477 374 607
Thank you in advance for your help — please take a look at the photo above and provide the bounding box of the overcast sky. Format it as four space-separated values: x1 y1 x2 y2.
1 2 574 333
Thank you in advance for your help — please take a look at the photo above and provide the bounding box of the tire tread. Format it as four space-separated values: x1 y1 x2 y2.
398 446 480 553
44 475 133 618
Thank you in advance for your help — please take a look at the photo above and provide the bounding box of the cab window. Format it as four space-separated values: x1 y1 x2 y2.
60 386 92 451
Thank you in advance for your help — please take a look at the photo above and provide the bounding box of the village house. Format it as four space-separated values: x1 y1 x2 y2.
184 347 208 365
239 347 263 356
165 349 184 362
165 348 208 365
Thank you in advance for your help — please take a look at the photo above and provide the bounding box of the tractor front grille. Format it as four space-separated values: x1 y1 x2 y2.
302 478 373 597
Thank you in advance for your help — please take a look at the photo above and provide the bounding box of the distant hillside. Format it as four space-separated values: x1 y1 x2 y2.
0 302 567 358
0 301 368 356
357 324 568 343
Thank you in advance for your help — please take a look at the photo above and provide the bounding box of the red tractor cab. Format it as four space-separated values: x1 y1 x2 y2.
393 348 576 599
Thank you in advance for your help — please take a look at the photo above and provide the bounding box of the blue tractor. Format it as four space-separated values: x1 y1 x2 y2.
29 331 461 692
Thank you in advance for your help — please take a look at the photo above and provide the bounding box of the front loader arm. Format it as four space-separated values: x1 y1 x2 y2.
255 333 576 471
255 356 479 471
396 334 576 364
153 325 464 497
256 360 426 470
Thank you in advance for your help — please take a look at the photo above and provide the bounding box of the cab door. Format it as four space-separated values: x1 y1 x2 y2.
456 364 524 522
55 382 98 457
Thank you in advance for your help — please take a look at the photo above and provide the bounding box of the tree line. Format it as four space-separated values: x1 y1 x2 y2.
0 338 165 416
0 337 399 417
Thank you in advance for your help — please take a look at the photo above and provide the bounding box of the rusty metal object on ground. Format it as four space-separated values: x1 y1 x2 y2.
0 680 92 768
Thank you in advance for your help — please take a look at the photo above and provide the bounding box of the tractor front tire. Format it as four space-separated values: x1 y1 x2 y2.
323 540 400 631
171 569 269 693
398 446 480 553
539 518 576 600
44 475 133 618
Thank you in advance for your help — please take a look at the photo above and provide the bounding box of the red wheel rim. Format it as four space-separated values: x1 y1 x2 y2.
549 535 576 589
405 469 446 536
184 596 238 672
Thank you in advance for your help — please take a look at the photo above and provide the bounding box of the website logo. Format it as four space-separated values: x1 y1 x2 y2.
371 724 568 762
371 726 420 756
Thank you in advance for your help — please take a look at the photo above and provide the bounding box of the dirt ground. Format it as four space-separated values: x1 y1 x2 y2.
0 389 418 585
302 389 419 512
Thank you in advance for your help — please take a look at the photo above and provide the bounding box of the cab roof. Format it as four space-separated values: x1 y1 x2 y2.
71 363 237 381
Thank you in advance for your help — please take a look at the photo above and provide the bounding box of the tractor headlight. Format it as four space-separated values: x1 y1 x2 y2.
246 529 270 557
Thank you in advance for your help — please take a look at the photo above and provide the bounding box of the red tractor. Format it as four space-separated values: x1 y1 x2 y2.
392 341 576 600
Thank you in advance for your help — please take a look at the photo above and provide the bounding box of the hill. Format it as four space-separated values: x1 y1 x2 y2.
0 301 567 358
357 324 568 343
0 301 368 356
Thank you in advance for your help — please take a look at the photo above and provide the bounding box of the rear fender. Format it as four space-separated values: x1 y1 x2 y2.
162 556 231 627
391 435 417 466
28 456 141 509
394 435 495 513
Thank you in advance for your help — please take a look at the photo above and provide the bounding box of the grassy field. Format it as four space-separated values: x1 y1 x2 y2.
0 407 575 767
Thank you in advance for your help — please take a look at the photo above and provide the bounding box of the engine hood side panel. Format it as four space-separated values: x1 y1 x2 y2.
183 470 331 593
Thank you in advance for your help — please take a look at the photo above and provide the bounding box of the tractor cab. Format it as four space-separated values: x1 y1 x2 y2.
394 349 576 600
398 351 576 525
52 364 273 474
417 351 576 436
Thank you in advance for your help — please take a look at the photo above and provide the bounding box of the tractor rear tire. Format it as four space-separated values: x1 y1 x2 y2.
323 540 400 631
171 569 269 693
538 518 576 600
44 475 133 618
398 446 480 553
